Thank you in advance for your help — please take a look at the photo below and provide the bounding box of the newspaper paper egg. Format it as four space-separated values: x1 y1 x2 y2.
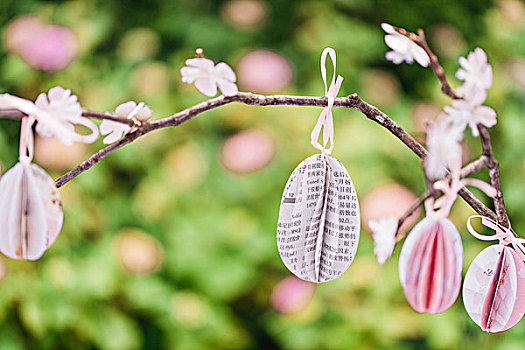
463 245 525 332
0 162 63 260
398 217 463 314
277 154 360 283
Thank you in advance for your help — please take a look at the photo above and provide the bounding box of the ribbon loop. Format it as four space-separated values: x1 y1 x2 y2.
311 47 343 155
467 215 525 260
19 116 35 167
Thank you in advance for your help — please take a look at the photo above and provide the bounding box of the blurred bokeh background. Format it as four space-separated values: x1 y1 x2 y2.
0 0 524 348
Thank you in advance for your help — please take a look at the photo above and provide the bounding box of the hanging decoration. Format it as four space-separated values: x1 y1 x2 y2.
276 48 360 283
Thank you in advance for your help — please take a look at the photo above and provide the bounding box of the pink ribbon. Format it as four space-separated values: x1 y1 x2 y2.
467 215 525 261
310 48 343 155
19 116 35 167
426 172 496 220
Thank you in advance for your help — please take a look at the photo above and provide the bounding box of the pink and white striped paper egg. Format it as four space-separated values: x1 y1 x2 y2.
398 217 463 314
463 244 525 332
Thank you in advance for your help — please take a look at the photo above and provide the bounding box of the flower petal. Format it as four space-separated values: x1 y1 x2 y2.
100 119 130 144
195 76 218 97
115 101 137 118
475 105 497 128
217 79 238 96
385 33 410 53
135 105 152 122
215 62 237 82
411 45 430 67
185 57 215 70
381 22 395 34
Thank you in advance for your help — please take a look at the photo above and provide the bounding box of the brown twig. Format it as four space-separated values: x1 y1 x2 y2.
51 92 428 188
0 108 135 126
389 25 458 99
404 27 510 227
414 29 459 99
478 125 509 227
390 25 509 228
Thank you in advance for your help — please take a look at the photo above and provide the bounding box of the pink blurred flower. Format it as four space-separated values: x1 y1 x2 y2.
236 50 293 93
220 128 275 173
270 276 316 314
3 15 78 72
114 228 164 276
221 0 268 30
362 182 420 234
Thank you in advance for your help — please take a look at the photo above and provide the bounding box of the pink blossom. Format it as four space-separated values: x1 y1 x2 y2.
270 276 316 314
3 15 78 72
220 128 275 173
236 50 293 93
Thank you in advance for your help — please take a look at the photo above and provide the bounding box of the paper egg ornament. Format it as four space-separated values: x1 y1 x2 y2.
463 244 525 332
398 217 463 313
0 162 63 260
276 154 360 283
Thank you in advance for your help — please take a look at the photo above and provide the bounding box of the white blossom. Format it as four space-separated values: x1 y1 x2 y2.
369 216 398 265
381 23 430 67
100 101 151 144
425 116 464 180
180 57 238 97
444 99 497 137
0 86 99 146
455 48 492 102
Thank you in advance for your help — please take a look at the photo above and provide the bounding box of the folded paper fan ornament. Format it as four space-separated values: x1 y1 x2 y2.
398 217 463 314
276 48 360 283
463 215 525 332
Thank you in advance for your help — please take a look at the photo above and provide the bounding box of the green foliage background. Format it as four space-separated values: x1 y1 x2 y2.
0 0 525 349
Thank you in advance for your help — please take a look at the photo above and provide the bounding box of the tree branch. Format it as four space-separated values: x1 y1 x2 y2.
0 91 498 222
414 29 459 99
478 125 509 227
391 25 509 227
1 108 135 126
53 92 428 187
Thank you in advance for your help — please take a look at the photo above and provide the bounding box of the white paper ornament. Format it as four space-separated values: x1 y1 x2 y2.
0 163 63 260
277 154 360 283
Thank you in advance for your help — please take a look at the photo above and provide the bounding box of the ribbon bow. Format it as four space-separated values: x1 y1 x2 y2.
310 47 344 155
467 215 525 261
